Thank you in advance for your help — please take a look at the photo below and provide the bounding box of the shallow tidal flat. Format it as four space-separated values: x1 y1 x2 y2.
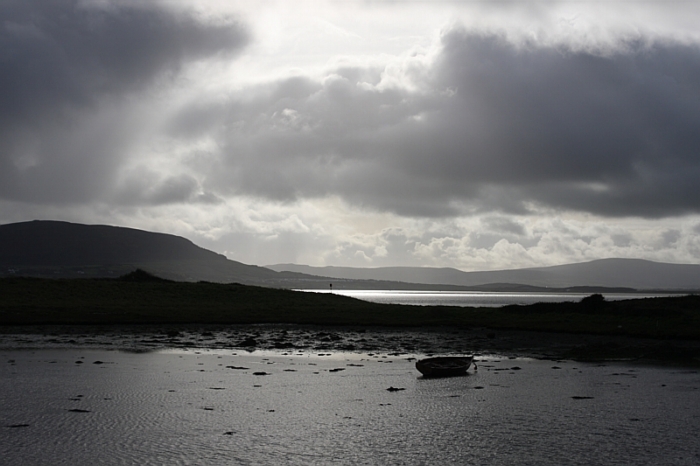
2 324 700 365
2 345 700 465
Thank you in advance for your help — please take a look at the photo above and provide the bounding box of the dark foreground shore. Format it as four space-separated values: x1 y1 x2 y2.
2 324 700 366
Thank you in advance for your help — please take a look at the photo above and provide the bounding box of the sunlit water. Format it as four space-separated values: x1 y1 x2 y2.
298 290 678 307
2 349 699 465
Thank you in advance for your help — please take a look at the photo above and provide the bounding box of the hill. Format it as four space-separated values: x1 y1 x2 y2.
0 220 455 290
0 220 307 286
4 220 698 291
268 258 700 291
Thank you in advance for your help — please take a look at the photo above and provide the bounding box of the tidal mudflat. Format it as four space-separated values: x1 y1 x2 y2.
3 324 700 364
2 335 700 465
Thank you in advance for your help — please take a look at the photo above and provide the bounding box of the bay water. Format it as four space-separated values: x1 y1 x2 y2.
299 290 678 307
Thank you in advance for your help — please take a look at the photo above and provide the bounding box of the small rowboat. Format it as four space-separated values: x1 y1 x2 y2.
415 356 473 377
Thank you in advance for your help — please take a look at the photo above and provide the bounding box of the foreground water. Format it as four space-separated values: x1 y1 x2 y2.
2 349 699 465
300 290 678 307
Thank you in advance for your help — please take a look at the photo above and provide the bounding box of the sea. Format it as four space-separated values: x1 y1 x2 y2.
2 348 699 465
297 289 679 307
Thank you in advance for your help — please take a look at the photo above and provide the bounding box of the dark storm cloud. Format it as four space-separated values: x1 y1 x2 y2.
0 0 247 204
188 29 700 219
403 31 700 217
114 171 223 206
187 72 458 216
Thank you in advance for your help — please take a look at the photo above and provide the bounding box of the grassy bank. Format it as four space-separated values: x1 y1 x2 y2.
1 274 699 340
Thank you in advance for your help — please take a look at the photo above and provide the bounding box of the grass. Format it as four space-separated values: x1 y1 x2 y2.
1 274 699 340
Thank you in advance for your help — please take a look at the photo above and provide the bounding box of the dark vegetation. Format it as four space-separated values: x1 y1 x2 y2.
1 271 699 340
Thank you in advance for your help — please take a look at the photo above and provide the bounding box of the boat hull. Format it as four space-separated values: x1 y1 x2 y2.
415 356 473 377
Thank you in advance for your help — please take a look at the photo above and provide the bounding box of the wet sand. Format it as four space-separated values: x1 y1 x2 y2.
2 324 699 364
3 346 700 465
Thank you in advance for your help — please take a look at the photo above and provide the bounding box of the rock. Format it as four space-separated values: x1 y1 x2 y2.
238 338 257 348
386 386 405 392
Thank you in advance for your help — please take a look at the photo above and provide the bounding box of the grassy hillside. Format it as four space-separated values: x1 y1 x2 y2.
1 274 699 339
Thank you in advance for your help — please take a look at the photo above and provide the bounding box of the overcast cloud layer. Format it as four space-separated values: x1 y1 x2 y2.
2 0 700 270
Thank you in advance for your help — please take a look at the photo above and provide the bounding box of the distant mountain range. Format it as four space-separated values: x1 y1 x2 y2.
2 220 698 291
267 259 700 291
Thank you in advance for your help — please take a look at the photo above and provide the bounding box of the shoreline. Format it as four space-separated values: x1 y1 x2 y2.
2 324 700 366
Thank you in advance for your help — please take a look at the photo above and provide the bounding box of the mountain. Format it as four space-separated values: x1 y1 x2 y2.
0 220 306 286
0 220 471 290
5 220 698 291
267 259 700 290
0 220 225 266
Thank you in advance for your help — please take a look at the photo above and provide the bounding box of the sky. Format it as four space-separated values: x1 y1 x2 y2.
3 0 700 271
